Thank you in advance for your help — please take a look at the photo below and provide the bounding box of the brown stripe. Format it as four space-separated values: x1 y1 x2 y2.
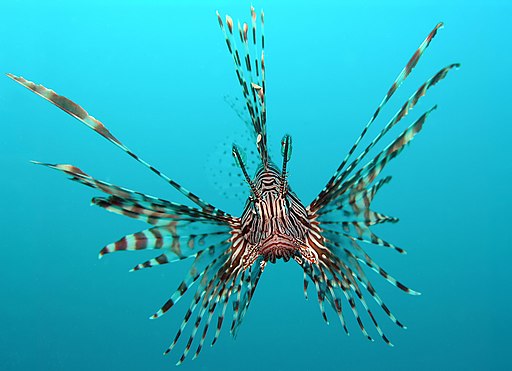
115 238 127 251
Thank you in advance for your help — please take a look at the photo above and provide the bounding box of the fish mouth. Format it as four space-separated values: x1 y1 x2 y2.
259 234 299 263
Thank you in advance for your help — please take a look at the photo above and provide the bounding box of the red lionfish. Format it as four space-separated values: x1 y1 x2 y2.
9 7 458 365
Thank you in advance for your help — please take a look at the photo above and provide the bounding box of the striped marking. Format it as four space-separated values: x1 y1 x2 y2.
311 22 454 212
217 9 268 166
313 63 459 210
10 8 459 363
8 73 228 218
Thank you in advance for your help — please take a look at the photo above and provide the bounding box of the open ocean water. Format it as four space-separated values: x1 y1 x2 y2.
1 0 510 370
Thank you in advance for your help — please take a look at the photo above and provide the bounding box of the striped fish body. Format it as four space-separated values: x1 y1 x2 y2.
8 6 459 364
236 164 315 268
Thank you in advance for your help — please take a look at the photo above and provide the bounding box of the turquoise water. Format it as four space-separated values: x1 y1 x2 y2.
1 1 510 370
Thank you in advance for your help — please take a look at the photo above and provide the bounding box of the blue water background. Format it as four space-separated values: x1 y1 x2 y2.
1 0 510 370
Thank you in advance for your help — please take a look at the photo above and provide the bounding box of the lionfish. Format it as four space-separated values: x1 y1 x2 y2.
9 7 458 365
